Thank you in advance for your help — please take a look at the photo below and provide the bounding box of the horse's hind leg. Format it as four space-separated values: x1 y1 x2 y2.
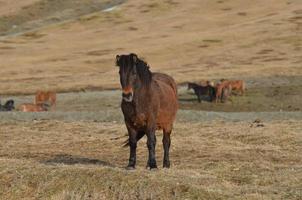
163 127 172 168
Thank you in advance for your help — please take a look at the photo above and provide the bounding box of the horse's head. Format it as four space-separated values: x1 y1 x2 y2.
41 103 50 111
116 53 138 102
116 53 151 102
4 100 14 111
187 82 196 90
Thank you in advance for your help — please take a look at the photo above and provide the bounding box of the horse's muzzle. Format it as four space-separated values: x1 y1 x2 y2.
122 92 133 102
122 86 133 102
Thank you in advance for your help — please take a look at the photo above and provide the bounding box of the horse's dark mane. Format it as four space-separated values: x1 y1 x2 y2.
117 53 152 86
188 82 204 90
135 56 152 86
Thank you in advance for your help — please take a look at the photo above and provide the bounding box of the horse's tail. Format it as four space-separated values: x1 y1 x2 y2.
123 131 146 147
241 81 246 93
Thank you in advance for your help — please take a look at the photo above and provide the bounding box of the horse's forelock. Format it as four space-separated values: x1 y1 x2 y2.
117 55 134 70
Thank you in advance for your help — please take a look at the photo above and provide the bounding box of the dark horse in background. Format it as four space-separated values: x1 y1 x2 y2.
0 100 15 111
187 82 216 102
116 53 178 169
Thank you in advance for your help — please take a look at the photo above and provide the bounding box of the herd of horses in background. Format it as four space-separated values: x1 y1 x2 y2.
187 79 245 103
0 79 245 113
0 91 56 112
0 80 245 114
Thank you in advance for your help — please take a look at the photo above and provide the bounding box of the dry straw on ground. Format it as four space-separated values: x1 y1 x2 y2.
0 120 301 199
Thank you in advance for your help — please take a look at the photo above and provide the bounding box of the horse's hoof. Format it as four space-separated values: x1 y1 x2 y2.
148 164 158 170
126 166 135 170
146 163 157 169
163 164 170 168
146 166 158 171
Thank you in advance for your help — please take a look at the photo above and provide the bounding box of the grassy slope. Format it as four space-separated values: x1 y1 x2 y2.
0 0 301 94
0 120 301 199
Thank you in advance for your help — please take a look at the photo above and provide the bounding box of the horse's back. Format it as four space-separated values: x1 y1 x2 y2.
19 103 45 112
18 104 32 112
153 73 177 96
228 80 245 91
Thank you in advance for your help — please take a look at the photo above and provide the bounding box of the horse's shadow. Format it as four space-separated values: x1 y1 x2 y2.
43 154 115 167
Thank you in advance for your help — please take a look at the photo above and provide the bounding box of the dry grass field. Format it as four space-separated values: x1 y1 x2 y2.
0 120 301 199
0 0 302 199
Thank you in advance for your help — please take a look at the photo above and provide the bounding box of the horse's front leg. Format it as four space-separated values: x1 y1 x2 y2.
146 126 157 169
126 126 137 170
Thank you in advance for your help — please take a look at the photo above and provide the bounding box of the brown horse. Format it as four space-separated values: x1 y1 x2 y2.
35 91 56 109
187 82 216 102
116 53 178 169
18 103 49 112
215 82 232 103
221 80 245 95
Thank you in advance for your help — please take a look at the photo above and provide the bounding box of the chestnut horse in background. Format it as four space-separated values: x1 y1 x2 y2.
221 80 245 95
215 82 232 103
35 91 56 109
116 53 178 170
18 103 49 112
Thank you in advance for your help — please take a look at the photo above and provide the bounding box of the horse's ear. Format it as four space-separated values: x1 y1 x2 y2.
131 53 138 64
115 55 120 66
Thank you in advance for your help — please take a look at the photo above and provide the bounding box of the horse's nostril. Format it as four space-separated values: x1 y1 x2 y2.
122 92 133 102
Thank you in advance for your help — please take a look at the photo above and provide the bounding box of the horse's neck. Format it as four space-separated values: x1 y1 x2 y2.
132 84 152 113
